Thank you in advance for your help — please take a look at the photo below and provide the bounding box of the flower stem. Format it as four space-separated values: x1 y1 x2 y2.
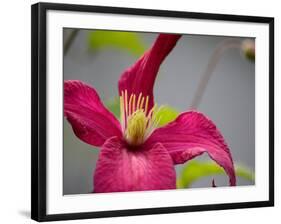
189 39 242 109
64 29 79 56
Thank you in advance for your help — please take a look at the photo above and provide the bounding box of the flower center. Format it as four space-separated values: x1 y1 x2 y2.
126 110 148 145
120 90 160 146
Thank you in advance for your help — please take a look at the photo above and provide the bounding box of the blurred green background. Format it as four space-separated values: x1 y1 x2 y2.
63 29 255 195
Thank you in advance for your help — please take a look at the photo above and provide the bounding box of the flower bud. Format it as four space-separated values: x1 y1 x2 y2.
241 39 255 62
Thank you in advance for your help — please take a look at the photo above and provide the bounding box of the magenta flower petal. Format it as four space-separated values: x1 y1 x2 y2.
94 137 176 193
64 80 122 147
146 111 236 186
118 34 181 111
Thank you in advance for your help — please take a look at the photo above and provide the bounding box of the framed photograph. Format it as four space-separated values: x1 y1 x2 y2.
31 2 274 222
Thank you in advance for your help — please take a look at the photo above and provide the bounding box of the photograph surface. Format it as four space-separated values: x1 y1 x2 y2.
63 29 255 195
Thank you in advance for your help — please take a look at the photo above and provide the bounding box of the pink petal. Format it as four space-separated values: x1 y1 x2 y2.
94 137 176 193
64 80 122 147
145 111 236 186
118 34 181 111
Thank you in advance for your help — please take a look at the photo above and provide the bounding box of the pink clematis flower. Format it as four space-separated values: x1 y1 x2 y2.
64 34 236 193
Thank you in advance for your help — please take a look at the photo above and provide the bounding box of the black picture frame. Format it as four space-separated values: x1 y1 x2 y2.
31 2 274 222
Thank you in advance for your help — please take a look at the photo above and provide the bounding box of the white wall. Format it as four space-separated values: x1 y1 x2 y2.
0 0 279 223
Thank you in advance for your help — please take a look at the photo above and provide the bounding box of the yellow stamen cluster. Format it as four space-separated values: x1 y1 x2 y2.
120 90 161 146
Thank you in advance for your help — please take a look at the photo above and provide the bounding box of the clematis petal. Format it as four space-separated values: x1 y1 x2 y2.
94 136 176 193
118 34 181 111
64 80 122 147
146 111 236 186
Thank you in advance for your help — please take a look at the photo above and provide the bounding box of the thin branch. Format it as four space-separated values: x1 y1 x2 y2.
64 29 79 56
189 39 242 109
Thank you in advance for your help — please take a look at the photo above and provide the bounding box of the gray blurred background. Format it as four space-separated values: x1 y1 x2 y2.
63 29 255 195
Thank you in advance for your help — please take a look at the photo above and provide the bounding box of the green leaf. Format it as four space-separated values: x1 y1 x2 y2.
177 160 255 188
105 97 120 119
88 31 146 56
155 106 179 126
